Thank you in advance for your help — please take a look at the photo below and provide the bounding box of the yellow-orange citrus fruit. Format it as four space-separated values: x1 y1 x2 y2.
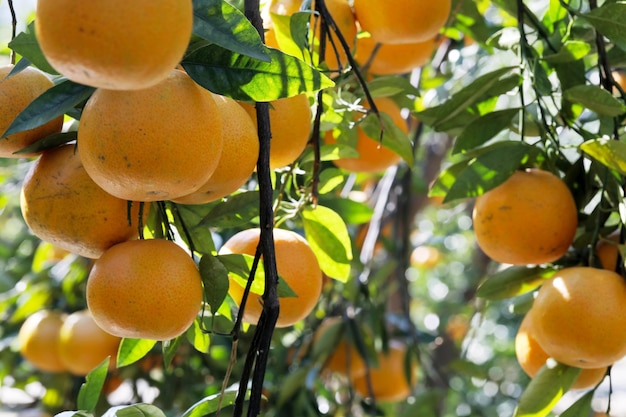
353 0 451 44
472 169 577 265
313 317 367 377
515 312 607 390
220 228 322 328
355 35 437 75
173 94 259 204
326 97 406 173
270 0 357 70
58 310 121 376
530 267 626 369
350 341 416 402
86 239 203 340
596 231 620 271
35 0 192 90
20 145 146 259
18 310 66 373
240 94 311 169
78 70 223 202
0 65 63 158
410 245 442 269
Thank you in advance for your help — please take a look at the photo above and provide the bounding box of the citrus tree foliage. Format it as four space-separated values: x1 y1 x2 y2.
1 0 626 417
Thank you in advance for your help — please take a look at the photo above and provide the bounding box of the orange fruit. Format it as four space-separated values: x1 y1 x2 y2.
353 0 451 44
313 317 367 377
355 35 437 75
220 228 322 328
410 245 442 269
35 0 192 90
515 312 607 390
240 94 311 169
472 169 578 265
58 310 121 376
269 0 357 70
596 231 620 271
86 239 203 341
0 65 63 158
326 97 406 173
20 144 146 259
350 341 416 402
78 69 223 202
17 310 66 373
173 94 259 204
530 267 626 369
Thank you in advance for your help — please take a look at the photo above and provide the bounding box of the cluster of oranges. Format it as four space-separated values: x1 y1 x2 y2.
472 168 626 391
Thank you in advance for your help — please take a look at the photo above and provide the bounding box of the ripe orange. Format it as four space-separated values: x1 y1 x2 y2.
472 169 578 265
78 69 223 202
220 228 322 328
0 65 63 158
240 94 311 169
20 145 146 259
269 0 357 70
354 35 437 75
173 94 259 205
530 267 626 369
596 231 620 270
35 0 192 90
515 312 607 390
17 310 66 373
313 317 367 377
353 0 451 44
58 310 121 376
86 239 203 340
326 97 406 173
350 341 416 402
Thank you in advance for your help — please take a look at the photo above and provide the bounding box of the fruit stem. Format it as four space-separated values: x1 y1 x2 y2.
8 0 17 65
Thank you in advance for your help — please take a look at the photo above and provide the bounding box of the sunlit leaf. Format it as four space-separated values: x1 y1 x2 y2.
453 108 519 154
542 41 591 63
218 253 296 298
359 112 414 165
580 138 626 176
302 205 353 282
558 390 594 417
477 266 555 300
563 85 626 117
111 404 167 417
186 317 211 354
181 390 239 417
583 3 626 52
77 358 109 413
317 195 373 225
117 338 157 368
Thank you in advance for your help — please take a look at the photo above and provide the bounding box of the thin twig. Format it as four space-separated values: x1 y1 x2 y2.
8 0 17 65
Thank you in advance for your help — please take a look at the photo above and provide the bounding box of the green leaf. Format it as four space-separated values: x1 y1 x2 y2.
77 358 109 413
162 337 182 368
200 191 259 228
192 0 270 61
359 112 414 165
558 390 594 417
580 138 626 176
514 361 581 417
199 254 230 314
444 142 534 202
13 131 77 155
181 391 239 417
366 76 421 98
583 3 626 52
8 25 57 74
317 195 373 225
453 108 519 154
186 317 211 354
476 266 555 300
117 338 157 368
55 412 92 417
113 404 167 417
562 85 626 117
302 205 353 282
270 11 313 61
182 44 333 101
218 253 296 298
2 79 94 138
542 41 591 63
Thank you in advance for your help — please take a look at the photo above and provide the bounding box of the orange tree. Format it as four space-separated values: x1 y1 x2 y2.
2 0 626 417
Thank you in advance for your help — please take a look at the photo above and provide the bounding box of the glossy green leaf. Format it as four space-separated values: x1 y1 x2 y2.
563 85 626 117
583 3 626 52
542 41 591 63
182 44 333 101
200 191 259 228
8 24 57 74
558 391 594 417
270 11 313 61
162 337 182 368
117 338 157 368
580 138 626 176
114 404 167 417
453 108 519 154
476 266 555 300
218 253 296 298
514 361 580 417
77 358 109 413
186 317 211 354
366 76 420 98
1 79 94 138
302 205 353 282
182 391 239 417
199 254 230 314
317 195 373 225
359 112 414 165
192 0 269 61
13 131 77 155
